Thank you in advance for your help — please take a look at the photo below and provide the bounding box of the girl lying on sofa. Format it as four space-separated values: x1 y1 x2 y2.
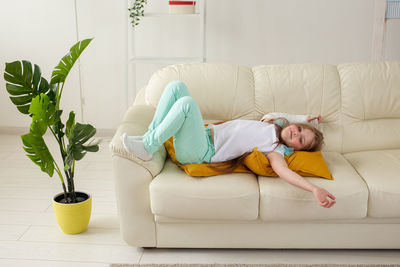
121 81 336 209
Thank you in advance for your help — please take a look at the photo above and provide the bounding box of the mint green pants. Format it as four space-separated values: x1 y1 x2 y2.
143 81 215 164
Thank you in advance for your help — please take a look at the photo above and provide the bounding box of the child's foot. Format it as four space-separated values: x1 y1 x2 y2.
120 133 152 161
125 135 143 141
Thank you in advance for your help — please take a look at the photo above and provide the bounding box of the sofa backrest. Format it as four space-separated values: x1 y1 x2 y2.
144 61 400 153
145 63 257 121
252 64 342 152
338 62 400 153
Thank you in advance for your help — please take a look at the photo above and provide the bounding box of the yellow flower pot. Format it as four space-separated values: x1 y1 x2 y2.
53 191 92 234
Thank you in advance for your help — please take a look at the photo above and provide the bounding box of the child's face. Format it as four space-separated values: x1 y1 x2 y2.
281 124 315 150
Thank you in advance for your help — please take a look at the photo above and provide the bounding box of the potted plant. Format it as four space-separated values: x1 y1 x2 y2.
3 38 98 234
128 0 147 27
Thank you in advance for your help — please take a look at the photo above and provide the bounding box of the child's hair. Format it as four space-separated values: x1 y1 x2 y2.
274 120 324 152
208 118 324 174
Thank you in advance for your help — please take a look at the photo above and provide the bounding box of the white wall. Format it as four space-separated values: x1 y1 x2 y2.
75 0 127 129
208 0 376 65
0 0 80 128
1 0 399 131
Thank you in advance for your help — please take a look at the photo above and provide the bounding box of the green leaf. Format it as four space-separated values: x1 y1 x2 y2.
50 38 93 85
64 163 71 171
10 94 32 105
52 110 65 139
16 104 31 114
5 83 31 96
65 111 75 139
4 61 53 115
29 94 56 137
66 123 98 165
82 145 99 152
21 133 55 177
64 153 73 172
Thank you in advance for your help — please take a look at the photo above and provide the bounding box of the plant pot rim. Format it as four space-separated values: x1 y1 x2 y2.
53 191 91 205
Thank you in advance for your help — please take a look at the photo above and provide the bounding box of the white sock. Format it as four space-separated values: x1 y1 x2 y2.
125 135 143 141
120 133 152 161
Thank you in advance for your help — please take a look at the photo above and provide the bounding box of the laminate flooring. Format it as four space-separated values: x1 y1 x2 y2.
0 133 399 267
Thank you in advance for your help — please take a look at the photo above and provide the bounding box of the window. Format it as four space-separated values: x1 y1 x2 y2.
386 0 400 18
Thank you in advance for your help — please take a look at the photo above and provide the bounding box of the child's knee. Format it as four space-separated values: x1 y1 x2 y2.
180 96 202 116
177 96 197 109
166 80 189 95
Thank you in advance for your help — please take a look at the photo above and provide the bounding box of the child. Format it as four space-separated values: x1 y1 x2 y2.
122 81 336 208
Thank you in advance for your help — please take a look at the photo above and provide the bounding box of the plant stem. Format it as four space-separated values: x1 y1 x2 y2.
56 82 65 111
69 168 77 202
54 161 68 201
49 126 63 150
44 126 69 201
72 161 76 201
48 125 71 202
61 136 66 155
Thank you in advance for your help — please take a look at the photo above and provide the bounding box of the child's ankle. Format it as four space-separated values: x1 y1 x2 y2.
121 133 153 161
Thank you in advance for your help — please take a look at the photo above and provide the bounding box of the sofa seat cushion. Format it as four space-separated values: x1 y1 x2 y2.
259 152 368 221
150 159 259 220
344 149 400 218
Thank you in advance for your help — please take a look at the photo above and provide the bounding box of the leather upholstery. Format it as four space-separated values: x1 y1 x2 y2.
110 61 400 248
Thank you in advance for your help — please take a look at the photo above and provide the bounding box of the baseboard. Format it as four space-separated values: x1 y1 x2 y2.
0 126 115 137
0 126 26 135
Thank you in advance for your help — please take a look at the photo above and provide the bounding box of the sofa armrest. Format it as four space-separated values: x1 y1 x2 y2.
112 156 156 247
109 104 167 177
110 104 165 247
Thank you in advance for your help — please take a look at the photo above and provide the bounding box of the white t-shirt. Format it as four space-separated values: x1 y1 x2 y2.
209 120 286 163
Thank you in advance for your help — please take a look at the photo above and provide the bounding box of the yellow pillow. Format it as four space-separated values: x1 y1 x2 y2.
164 138 333 180
244 147 333 180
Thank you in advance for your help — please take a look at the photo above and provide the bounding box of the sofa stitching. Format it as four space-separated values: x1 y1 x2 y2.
155 189 259 200
260 189 368 201
340 154 371 206
251 66 258 119
320 65 325 120
304 67 310 114
231 65 239 119
256 176 261 219
151 209 159 247
357 64 366 121
265 67 276 112
338 65 344 154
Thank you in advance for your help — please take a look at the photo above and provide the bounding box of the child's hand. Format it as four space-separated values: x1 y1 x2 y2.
307 114 323 124
312 187 336 208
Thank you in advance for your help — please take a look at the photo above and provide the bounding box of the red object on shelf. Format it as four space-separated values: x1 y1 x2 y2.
169 1 196 5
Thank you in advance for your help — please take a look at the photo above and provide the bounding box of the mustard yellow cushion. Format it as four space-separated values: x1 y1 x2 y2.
244 147 333 180
164 138 333 180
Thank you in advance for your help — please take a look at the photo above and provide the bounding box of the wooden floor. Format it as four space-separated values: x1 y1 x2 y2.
0 133 399 266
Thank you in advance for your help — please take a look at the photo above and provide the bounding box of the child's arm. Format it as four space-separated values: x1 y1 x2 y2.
261 112 322 125
267 151 336 208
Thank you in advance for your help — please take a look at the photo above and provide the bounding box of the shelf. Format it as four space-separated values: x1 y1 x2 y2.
127 0 207 107
129 56 204 63
143 12 201 18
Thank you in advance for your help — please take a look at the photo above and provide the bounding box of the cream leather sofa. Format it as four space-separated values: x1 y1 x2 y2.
110 61 400 249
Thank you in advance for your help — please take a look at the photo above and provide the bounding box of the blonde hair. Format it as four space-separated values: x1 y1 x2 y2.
274 120 324 152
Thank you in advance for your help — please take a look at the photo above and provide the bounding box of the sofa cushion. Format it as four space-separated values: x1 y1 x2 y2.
344 150 400 218
150 159 259 220
253 64 343 152
338 61 400 153
259 152 368 221
145 63 257 121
